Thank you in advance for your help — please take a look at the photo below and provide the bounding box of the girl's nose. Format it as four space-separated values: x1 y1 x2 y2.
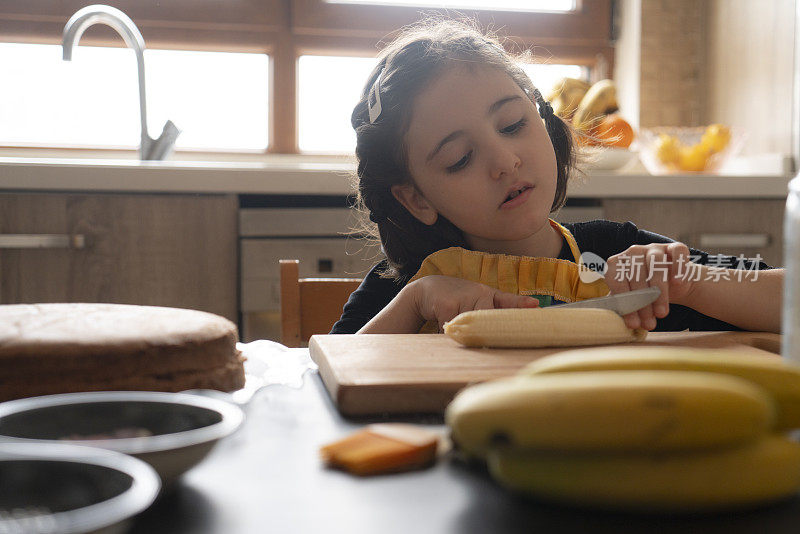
489 144 521 180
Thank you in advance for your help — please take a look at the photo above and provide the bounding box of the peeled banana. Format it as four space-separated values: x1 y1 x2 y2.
545 77 591 120
572 79 618 132
445 370 774 457
487 435 800 512
522 346 800 430
443 308 646 348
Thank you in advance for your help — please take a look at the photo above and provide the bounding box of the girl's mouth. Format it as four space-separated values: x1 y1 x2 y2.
500 185 533 209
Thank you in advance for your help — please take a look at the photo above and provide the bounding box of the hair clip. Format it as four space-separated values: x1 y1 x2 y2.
538 99 554 119
532 88 554 119
368 70 384 123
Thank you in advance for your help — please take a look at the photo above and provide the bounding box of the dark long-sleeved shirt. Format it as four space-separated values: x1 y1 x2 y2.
331 219 772 334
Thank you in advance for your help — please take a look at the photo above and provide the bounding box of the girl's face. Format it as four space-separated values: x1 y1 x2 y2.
397 64 559 256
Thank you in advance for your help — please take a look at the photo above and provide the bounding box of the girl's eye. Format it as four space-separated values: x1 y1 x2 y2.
500 118 527 135
447 150 472 173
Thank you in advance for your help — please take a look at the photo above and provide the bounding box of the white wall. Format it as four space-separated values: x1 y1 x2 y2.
613 0 641 129
705 0 795 157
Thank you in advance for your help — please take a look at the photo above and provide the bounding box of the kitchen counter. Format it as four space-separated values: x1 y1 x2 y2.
0 156 355 196
0 153 793 198
127 348 800 534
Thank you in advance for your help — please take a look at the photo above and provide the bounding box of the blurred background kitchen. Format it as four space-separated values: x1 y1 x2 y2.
0 0 796 342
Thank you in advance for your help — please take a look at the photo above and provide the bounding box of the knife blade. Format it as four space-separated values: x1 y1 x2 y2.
551 286 662 316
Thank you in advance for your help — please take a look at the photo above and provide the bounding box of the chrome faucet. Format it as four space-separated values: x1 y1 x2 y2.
62 4 180 160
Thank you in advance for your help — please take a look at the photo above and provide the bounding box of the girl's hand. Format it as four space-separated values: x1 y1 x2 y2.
410 275 539 332
605 242 696 331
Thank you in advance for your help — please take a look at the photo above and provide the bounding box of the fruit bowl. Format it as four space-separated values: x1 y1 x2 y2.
637 126 745 174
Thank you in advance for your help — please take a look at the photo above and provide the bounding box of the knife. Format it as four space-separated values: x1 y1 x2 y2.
551 286 662 316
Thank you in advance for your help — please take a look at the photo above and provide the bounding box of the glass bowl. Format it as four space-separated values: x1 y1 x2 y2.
637 126 746 174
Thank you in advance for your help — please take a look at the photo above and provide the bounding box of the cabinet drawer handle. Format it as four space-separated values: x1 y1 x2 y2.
697 233 770 249
0 234 86 249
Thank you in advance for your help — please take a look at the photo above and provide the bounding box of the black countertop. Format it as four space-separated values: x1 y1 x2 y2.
130 362 800 534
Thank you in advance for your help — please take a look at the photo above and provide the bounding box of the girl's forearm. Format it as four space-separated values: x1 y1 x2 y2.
675 266 784 333
357 283 425 334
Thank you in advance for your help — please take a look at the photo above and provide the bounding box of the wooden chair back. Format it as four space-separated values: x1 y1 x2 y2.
279 259 362 347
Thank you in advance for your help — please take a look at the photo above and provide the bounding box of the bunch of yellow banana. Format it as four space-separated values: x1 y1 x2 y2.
445 346 800 511
547 77 637 149
547 78 618 131
545 78 591 122
571 79 619 132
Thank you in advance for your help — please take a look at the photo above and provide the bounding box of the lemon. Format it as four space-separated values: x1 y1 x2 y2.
701 124 731 154
654 134 681 166
678 144 711 172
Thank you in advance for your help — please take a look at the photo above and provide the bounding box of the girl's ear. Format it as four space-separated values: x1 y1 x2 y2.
391 183 439 226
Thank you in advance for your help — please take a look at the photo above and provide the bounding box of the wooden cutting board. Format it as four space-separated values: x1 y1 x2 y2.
309 332 782 416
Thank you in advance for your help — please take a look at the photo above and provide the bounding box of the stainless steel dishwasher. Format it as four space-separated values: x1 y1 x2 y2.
239 196 381 342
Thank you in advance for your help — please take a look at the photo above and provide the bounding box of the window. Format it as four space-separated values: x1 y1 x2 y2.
295 56 588 154
1 0 612 155
329 0 574 12
0 43 268 151
298 55 376 153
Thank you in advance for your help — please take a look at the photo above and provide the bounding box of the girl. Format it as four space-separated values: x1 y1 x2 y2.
331 19 783 336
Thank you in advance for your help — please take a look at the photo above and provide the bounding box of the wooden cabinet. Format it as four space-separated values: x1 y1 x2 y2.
0 192 238 321
603 199 785 268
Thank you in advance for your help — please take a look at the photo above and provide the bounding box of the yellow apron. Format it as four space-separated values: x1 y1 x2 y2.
408 219 610 332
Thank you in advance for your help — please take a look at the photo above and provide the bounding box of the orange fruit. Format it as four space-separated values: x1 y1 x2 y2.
700 124 731 153
678 144 711 172
593 114 635 148
654 134 681 166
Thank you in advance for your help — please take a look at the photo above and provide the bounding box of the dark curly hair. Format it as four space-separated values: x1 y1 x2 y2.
351 18 577 280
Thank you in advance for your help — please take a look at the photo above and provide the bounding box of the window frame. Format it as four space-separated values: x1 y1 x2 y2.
0 0 613 155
